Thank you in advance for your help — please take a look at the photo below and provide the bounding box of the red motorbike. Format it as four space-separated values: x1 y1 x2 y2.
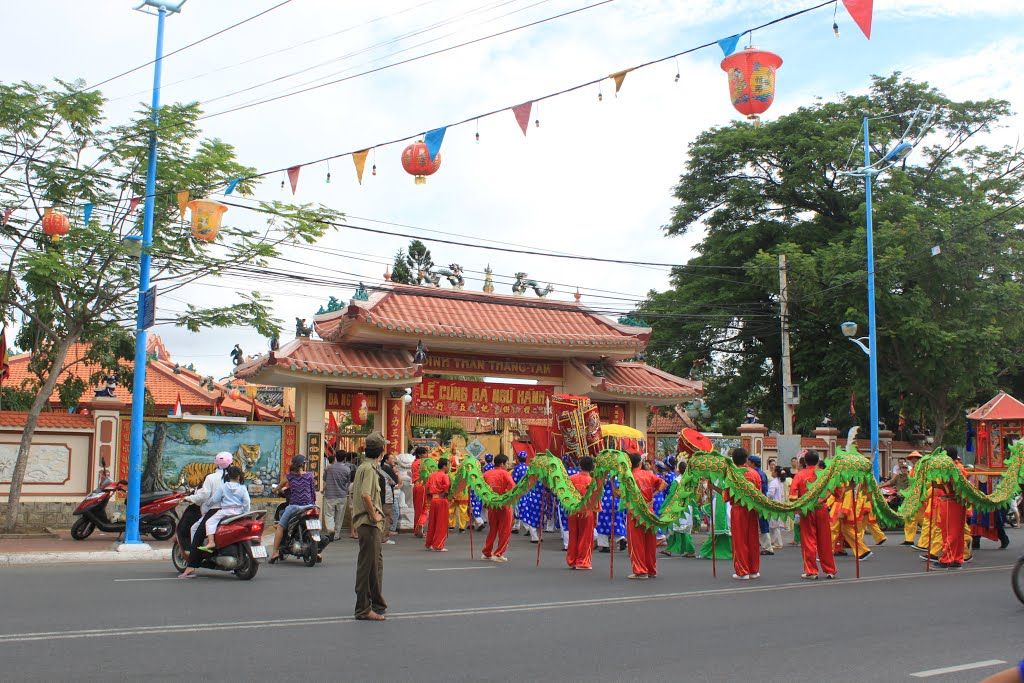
171 505 267 580
71 479 184 541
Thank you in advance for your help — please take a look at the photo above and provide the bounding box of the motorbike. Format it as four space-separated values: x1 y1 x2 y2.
271 481 290 522
880 485 903 512
274 504 324 567
171 504 267 580
70 479 184 541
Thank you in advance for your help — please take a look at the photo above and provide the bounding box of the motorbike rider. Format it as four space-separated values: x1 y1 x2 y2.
178 451 233 578
269 455 317 563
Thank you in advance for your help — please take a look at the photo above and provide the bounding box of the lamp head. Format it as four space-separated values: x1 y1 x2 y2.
840 321 858 338
882 142 913 164
123 235 143 258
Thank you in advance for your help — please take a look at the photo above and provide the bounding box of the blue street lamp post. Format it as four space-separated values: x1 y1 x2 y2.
123 0 186 546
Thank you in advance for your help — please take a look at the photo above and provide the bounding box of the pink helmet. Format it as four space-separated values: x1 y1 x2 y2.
214 452 233 469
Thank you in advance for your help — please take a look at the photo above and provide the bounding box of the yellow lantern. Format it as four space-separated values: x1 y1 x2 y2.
187 199 228 242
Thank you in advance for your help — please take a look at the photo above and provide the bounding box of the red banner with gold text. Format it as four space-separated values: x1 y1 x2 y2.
410 378 552 418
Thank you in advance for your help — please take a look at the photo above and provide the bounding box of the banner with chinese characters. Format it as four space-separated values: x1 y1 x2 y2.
420 352 563 380
385 398 404 455
326 388 380 411
410 378 553 418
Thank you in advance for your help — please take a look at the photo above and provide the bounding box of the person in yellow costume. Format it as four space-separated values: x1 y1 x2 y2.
860 485 887 545
915 480 973 563
446 447 470 531
830 485 872 560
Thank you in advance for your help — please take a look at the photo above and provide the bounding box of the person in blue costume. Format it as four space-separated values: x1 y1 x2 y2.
653 458 676 544
596 476 626 553
469 453 492 532
512 452 540 540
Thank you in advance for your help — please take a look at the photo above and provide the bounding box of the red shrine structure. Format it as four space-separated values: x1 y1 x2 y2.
967 391 1024 470
235 284 702 459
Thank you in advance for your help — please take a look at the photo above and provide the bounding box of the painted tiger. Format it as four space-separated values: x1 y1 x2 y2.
176 445 260 488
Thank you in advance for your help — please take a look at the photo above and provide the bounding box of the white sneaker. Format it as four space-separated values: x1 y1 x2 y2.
731 573 750 581
495 555 509 563
384 539 396 545
749 572 761 579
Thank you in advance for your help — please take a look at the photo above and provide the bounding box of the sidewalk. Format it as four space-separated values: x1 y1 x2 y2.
0 528 173 566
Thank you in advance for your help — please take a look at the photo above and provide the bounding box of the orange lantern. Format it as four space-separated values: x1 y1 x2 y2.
42 209 70 242
720 47 783 124
401 141 441 185
229 388 241 400
352 392 369 425
187 199 228 242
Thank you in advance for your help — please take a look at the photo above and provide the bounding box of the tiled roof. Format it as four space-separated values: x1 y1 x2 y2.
648 414 685 433
234 338 421 381
0 412 94 429
967 392 1024 421
574 360 703 400
314 285 648 350
4 342 280 418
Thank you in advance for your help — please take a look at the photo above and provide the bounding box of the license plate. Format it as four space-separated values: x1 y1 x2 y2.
251 545 267 559
305 519 322 530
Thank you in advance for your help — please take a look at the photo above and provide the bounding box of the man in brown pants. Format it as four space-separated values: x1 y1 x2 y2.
352 433 389 621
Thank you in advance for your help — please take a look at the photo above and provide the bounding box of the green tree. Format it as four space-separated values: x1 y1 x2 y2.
0 80 342 531
405 239 434 284
641 74 1024 441
390 248 414 284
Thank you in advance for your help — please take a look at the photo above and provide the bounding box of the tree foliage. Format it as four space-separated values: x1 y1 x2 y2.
641 74 1024 441
0 80 342 530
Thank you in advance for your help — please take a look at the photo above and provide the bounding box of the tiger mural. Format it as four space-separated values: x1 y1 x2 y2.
176 445 261 488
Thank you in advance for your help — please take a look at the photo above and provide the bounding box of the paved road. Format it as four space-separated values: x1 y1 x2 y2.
0 527 1020 682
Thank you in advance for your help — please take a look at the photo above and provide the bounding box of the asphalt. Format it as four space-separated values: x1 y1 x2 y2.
0 527 1020 682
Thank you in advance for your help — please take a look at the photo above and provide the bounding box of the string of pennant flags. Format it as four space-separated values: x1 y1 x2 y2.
1 0 873 227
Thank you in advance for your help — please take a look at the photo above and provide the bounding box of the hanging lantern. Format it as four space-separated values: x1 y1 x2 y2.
352 392 369 425
720 46 783 124
229 388 241 400
187 199 228 242
42 209 70 242
401 141 441 185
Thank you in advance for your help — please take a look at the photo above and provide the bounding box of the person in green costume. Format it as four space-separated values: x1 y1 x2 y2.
661 459 696 557
697 483 733 560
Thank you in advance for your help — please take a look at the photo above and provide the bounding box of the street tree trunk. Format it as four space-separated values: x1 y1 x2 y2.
141 422 168 493
3 336 76 532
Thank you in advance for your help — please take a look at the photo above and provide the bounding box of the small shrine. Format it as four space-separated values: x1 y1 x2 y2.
967 391 1024 470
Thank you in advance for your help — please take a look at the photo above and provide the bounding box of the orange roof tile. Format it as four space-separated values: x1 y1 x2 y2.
314 285 648 351
573 360 703 401
0 412 93 429
235 338 420 382
967 392 1024 422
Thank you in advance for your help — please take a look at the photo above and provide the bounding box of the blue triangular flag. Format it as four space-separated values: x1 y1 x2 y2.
718 34 741 57
225 178 242 195
82 202 93 225
424 127 446 161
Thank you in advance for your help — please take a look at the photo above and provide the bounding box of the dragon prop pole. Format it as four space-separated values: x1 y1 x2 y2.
710 483 717 579
926 486 937 572
852 483 860 579
609 483 616 580
536 489 545 567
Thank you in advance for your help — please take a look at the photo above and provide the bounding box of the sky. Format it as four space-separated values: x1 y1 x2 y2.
2 0 1023 380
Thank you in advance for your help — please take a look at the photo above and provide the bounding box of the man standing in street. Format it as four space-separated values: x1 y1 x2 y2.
625 453 666 580
425 457 452 552
322 452 352 540
567 456 602 570
352 432 389 622
481 454 517 562
789 450 837 580
727 448 763 580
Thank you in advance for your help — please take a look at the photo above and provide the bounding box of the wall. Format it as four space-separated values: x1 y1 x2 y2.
0 430 94 500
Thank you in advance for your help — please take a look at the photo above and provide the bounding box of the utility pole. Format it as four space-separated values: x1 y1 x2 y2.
779 254 796 435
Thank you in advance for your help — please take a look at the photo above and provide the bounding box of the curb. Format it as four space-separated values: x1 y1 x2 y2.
0 548 172 566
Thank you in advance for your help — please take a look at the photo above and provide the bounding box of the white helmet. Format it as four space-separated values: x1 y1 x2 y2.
214 452 233 469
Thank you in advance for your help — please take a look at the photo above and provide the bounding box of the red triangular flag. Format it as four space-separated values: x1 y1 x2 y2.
129 197 141 213
842 0 872 39
511 102 532 136
172 392 183 418
286 166 301 195
2 208 12 227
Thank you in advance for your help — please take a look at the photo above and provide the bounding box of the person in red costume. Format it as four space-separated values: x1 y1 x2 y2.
410 446 429 537
424 458 451 552
481 454 517 562
789 450 837 580
726 447 763 580
938 447 968 569
567 455 603 570
625 452 666 580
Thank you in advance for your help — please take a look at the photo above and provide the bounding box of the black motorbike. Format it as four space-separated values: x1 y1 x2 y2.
273 504 325 567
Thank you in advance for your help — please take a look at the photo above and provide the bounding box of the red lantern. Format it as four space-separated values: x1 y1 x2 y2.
401 141 441 185
229 388 241 400
352 392 369 425
42 209 70 242
720 47 783 124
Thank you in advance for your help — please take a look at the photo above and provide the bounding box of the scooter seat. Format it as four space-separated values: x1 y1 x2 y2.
285 505 316 526
140 490 175 505
220 510 267 526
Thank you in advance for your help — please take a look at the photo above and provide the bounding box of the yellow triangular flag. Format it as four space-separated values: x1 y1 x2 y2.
610 69 632 94
352 150 369 185
176 190 189 219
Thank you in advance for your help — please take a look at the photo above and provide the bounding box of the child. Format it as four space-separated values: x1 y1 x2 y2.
661 459 696 558
767 465 786 550
199 465 251 552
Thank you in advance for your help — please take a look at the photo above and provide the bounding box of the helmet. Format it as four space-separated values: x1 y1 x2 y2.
214 452 233 469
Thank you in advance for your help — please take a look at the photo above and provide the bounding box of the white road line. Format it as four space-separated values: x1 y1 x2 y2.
113 577 188 582
0 564 1010 645
426 566 495 571
910 660 1006 678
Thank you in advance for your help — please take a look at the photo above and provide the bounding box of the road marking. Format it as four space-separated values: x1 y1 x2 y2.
910 660 1006 678
113 577 189 582
0 564 1010 644
426 566 494 571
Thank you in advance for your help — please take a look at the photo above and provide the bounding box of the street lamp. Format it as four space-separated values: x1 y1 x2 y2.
122 0 186 549
839 107 935 481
